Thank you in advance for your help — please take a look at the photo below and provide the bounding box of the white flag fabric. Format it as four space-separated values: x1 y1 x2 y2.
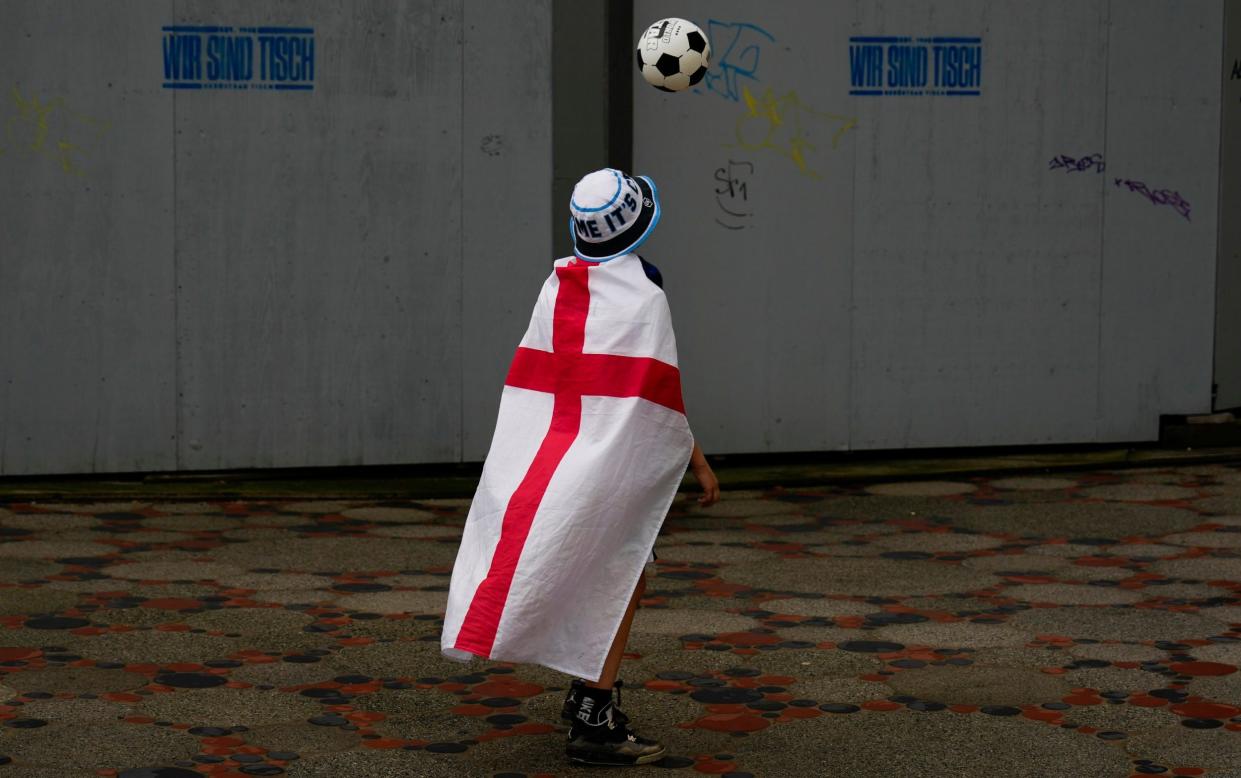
441 253 694 681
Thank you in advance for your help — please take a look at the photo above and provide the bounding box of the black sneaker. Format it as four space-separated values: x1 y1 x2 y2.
565 680 666 766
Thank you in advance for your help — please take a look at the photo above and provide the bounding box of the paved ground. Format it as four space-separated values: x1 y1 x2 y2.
1 462 1240 776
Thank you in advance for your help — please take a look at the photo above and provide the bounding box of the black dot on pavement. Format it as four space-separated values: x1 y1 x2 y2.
908 701 948 712
838 640 905 653
427 742 469 753
891 659 927 668
722 667 761 677
653 755 695 768
818 703 860 713
333 582 391 593
689 688 762 705
661 571 713 580
4 718 48 728
300 688 343 699
881 551 934 560
980 706 1022 716
24 617 91 630
747 701 786 711
118 770 204 778
479 697 521 708
1181 718 1223 729
309 714 348 727
486 714 527 727
153 673 227 689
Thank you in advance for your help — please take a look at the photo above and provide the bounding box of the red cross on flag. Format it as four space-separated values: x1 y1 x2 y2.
442 254 694 681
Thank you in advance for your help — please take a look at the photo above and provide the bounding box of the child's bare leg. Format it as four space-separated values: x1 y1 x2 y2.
586 572 646 689
565 571 664 765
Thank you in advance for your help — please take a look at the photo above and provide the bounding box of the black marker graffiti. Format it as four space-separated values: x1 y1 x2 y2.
1113 178 1191 222
1048 153 1104 173
714 159 754 230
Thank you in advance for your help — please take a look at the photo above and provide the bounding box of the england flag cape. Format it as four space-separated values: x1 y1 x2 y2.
442 253 694 681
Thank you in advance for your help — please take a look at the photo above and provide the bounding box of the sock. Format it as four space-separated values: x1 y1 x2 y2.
574 685 615 729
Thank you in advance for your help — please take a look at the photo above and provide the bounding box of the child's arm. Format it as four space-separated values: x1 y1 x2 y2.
689 442 719 506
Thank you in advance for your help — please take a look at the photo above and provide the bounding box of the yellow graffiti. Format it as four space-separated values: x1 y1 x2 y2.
0 85 110 176
731 85 856 179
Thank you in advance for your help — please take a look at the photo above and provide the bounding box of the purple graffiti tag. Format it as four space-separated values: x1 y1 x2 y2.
702 20 775 102
1113 178 1191 222
1048 153 1104 173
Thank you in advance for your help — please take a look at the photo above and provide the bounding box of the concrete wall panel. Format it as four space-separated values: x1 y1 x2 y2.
634 0 1223 453
0 1 177 475
850 0 1109 449
174 0 466 469
462 0 554 460
1 0 552 475
1098 0 1223 439
633 0 855 453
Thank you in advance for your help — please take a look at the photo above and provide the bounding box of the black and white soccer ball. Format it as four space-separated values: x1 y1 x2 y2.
636 18 711 92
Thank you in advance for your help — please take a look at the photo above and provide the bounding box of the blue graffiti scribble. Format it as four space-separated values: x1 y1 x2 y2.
701 20 775 102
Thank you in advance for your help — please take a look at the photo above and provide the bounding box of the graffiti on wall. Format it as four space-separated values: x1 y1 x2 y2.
713 159 754 230
701 20 775 102
1048 153 1105 174
1113 178 1192 222
731 86 856 179
0 85 110 176
1047 151 1191 222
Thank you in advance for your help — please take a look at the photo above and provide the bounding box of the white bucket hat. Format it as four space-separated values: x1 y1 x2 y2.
569 168 661 262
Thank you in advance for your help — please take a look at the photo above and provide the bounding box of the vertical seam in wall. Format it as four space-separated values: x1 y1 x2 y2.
459 0 467 462
172 0 181 471
1094 0 1112 441
846 0 859 452
608 0 634 172
1211 0 1228 411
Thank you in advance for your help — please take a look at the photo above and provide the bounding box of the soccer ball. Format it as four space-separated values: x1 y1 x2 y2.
636 18 711 92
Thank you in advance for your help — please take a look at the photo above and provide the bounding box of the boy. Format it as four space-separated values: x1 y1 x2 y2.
442 168 718 766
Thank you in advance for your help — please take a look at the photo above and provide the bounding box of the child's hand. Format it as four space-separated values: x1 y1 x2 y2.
689 443 719 507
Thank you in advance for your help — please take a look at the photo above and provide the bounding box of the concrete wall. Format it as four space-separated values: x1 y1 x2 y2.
0 0 1230 474
0 0 551 475
634 0 1224 453
1217 1 1241 410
